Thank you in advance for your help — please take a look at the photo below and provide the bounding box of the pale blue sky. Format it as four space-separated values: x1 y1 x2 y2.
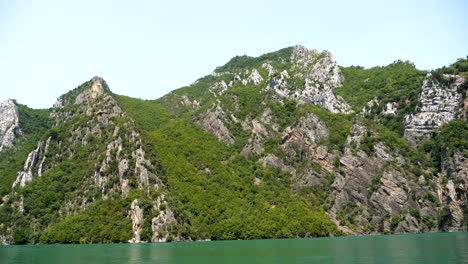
1 0 467 108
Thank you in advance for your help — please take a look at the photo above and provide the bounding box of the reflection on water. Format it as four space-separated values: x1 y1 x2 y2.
0 232 467 264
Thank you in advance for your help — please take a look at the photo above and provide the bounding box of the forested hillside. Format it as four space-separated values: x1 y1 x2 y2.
0 47 466 244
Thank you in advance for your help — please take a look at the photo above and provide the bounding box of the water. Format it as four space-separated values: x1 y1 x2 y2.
1 232 467 264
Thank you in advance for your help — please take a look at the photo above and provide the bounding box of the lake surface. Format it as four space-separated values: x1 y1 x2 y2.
0 232 467 264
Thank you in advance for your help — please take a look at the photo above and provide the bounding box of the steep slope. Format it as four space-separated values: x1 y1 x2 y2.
0 47 466 245
0 77 177 244
0 100 20 152
404 73 465 145
121 46 465 235
0 101 51 196
418 58 468 231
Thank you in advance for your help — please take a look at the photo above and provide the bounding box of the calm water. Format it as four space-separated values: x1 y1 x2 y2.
1 232 467 264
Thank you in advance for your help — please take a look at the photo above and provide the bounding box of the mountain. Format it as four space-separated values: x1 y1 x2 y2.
0 46 466 245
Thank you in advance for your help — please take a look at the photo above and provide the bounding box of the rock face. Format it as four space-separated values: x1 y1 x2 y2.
242 69 264 85
441 152 468 231
151 195 177 242
260 116 439 235
265 46 352 113
75 76 105 104
241 110 278 157
0 100 20 152
404 74 464 145
198 46 353 145
197 104 235 145
292 46 343 89
331 124 438 234
128 199 144 243
287 46 352 113
12 137 51 188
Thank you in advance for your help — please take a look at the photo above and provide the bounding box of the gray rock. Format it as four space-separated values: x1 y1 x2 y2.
360 98 379 116
75 77 105 105
242 69 264 85
369 170 410 215
281 113 329 147
151 195 177 242
12 141 43 188
441 151 468 231
404 74 464 145
259 154 296 176
0 100 20 152
128 199 144 243
267 46 352 113
382 102 398 115
395 215 420 233
262 63 275 77
197 104 234 145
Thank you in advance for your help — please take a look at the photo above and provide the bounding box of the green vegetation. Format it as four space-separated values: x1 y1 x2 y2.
433 56 468 76
215 47 293 72
335 61 426 134
221 83 266 120
40 199 132 244
422 120 468 169
149 118 339 240
358 117 431 168
335 61 426 111
116 95 174 131
1 48 466 244
0 132 99 244
299 105 352 151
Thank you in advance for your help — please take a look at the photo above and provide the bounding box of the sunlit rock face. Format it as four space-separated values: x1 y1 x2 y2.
268 45 352 113
0 100 20 152
404 74 464 145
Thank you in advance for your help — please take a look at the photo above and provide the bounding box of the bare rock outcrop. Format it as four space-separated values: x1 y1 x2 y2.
328 123 438 234
241 69 264 85
197 104 234 145
128 199 144 243
0 100 20 152
267 45 352 113
151 195 177 242
404 74 464 145
12 137 51 188
75 76 105 104
441 151 468 231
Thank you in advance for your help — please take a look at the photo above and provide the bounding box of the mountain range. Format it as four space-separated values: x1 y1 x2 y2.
0 45 466 245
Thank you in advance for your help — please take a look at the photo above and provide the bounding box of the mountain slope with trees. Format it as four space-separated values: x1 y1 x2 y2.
0 47 466 244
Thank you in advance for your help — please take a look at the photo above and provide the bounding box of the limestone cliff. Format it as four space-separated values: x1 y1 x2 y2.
267 46 352 113
0 100 20 152
440 152 468 231
404 74 464 145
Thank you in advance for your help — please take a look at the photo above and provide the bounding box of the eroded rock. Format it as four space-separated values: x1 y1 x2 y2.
0 100 20 152
404 74 464 145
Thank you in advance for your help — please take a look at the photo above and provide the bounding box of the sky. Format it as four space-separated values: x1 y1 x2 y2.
0 0 467 109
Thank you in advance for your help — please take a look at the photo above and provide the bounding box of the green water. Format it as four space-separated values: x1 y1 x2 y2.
0 232 467 264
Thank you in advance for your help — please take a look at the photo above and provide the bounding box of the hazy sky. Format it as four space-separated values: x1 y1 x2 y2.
1 0 467 109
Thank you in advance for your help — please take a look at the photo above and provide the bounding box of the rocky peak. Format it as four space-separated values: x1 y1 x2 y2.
262 45 352 113
0 100 20 152
75 76 105 105
292 45 344 89
291 45 320 69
